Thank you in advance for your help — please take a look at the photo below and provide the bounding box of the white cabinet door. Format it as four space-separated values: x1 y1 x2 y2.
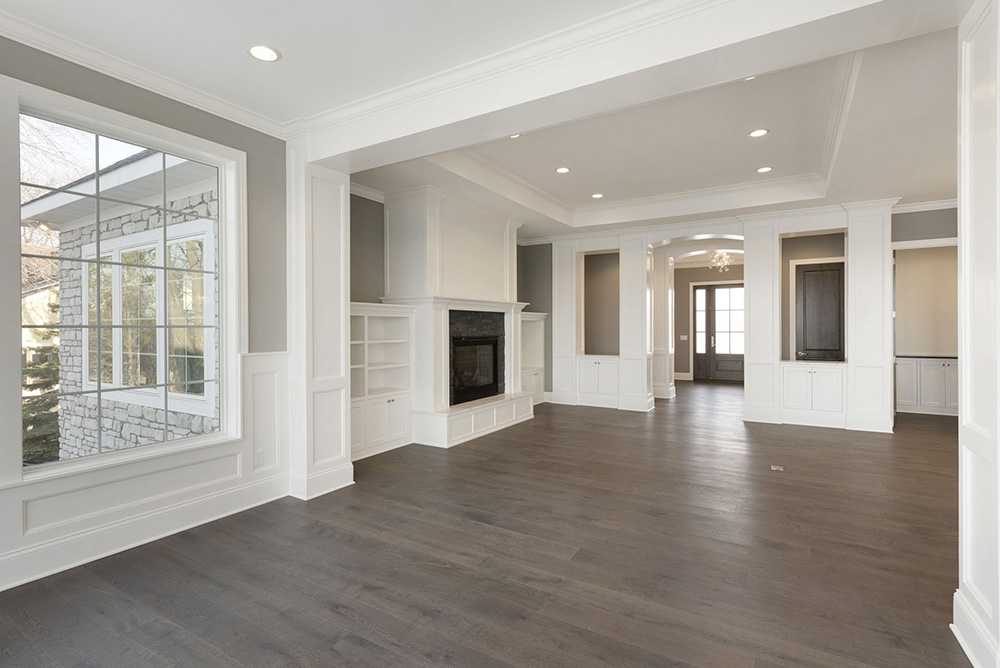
367 397 390 447
598 360 619 396
946 361 959 409
919 360 948 408
522 370 543 404
578 360 599 395
895 359 918 408
782 366 813 410
388 394 411 442
350 401 366 453
811 367 844 413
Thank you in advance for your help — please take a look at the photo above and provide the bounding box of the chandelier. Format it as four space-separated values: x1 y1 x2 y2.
710 251 734 273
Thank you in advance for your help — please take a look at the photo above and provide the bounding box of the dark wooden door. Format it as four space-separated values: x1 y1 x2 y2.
693 284 745 382
795 262 845 361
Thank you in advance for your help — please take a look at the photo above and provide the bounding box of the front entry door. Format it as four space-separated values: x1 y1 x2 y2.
693 284 745 382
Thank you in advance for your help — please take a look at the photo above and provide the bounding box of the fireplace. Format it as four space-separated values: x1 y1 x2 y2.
451 337 499 404
450 310 505 405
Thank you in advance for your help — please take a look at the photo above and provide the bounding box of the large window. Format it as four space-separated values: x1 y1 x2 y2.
20 114 222 466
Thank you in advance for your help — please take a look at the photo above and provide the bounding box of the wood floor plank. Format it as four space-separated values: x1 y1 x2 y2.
0 382 971 667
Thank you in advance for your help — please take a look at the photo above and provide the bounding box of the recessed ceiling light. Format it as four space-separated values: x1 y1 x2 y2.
509 134 521 139
249 45 281 62
555 167 570 174
757 166 773 173
744 75 757 81
592 193 604 199
749 129 769 138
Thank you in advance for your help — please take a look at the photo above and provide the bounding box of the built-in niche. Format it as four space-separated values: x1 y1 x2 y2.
579 251 620 356
781 232 846 362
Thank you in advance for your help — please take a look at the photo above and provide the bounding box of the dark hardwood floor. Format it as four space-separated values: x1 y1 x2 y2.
0 381 969 667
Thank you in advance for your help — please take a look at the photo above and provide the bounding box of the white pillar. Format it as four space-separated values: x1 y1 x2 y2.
742 218 782 423
844 200 897 433
617 232 654 412
651 247 675 400
286 137 354 499
953 2 1000 666
550 238 578 404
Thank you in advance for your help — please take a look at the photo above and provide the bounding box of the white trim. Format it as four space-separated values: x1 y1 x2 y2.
687 279 745 380
287 463 354 501
0 10 287 138
892 199 959 214
821 51 863 183
787 256 845 361
674 372 693 381
891 237 958 250
349 183 385 204
517 237 553 247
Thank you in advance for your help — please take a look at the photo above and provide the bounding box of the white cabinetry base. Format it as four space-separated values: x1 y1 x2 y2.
413 392 534 448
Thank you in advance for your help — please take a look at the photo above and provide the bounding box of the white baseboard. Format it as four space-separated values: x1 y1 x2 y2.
288 462 355 500
674 372 693 381
952 588 999 668
546 391 579 405
782 408 847 430
352 438 411 461
846 414 894 434
743 405 782 424
0 474 288 592
652 383 676 400
896 406 959 417
618 395 655 412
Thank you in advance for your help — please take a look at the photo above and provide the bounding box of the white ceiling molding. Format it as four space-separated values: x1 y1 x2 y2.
892 199 958 214
0 10 287 138
891 237 958 250
426 150 574 226
821 50 864 183
573 173 828 227
349 183 385 204
516 237 554 247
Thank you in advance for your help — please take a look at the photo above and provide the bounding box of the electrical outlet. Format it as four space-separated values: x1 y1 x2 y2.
679 335 688 341
253 451 265 467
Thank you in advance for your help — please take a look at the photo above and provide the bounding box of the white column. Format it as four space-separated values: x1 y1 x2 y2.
652 247 672 399
286 138 354 499
617 232 654 412
549 239 578 404
742 217 782 423
844 200 897 433
953 2 1000 666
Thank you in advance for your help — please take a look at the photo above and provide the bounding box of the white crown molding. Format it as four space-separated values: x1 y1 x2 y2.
517 237 554 247
349 183 385 204
574 173 828 227
891 237 958 250
892 199 958 214
821 50 864 183
0 10 288 139
292 0 734 139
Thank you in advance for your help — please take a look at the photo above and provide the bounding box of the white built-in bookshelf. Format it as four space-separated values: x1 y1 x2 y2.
520 312 548 404
350 303 414 400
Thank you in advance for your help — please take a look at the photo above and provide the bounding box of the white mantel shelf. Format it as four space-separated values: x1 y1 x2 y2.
382 296 527 313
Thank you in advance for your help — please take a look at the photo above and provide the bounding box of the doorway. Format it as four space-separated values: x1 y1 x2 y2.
693 284 745 382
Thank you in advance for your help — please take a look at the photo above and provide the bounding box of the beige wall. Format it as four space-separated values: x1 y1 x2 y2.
0 36 287 353
780 233 846 360
895 246 958 357
583 252 620 356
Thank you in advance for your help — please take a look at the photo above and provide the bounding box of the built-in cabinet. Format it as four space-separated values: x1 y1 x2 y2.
577 356 619 408
350 303 415 460
895 357 958 416
780 362 846 427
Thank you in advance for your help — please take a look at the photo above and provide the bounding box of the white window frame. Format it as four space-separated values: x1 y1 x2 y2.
2 73 247 477
81 219 218 418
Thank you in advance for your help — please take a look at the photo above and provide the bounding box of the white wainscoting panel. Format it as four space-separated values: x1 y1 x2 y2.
742 220 782 423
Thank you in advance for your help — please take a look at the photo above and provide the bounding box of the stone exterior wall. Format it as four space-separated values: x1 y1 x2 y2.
56 189 220 460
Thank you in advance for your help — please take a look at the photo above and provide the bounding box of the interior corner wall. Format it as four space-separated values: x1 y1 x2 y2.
0 36 287 353
517 244 553 392
895 247 958 357
350 194 385 303
584 253 620 356
891 208 958 241
780 233 846 360
674 265 745 374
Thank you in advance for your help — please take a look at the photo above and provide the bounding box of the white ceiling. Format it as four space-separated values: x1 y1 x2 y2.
0 0 637 124
353 28 958 238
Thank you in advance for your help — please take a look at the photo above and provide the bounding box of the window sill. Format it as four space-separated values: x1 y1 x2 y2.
12 431 241 490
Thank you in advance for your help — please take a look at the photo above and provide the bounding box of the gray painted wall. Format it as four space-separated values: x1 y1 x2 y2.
892 209 957 242
350 195 385 303
1 36 287 353
780 233 846 360
583 253 620 356
673 265 745 375
517 244 553 392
